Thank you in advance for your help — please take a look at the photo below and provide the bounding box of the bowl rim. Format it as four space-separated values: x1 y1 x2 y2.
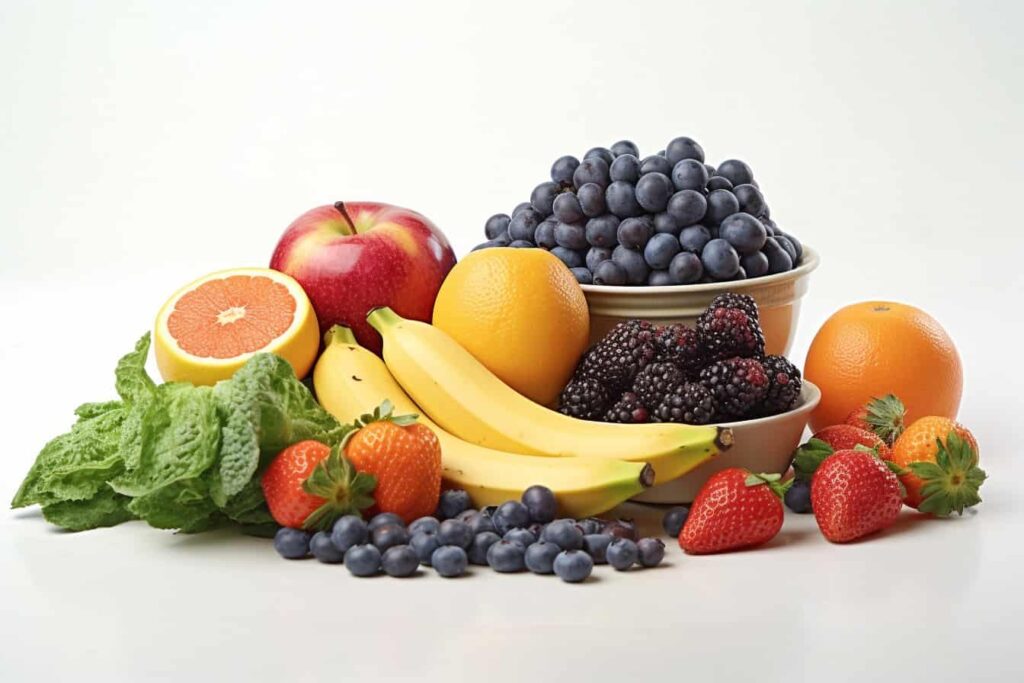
580 244 819 295
716 379 821 428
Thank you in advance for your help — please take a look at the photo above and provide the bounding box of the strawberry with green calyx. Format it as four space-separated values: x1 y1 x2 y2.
811 448 904 543
792 424 892 481
261 440 377 531
845 394 907 445
679 467 789 554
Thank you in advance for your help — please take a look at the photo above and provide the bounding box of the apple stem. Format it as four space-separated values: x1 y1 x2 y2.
334 201 355 234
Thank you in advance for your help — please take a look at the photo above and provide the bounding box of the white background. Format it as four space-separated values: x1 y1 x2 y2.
2 1 1022 681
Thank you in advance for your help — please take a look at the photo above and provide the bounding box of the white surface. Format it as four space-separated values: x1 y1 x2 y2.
2 1 1023 681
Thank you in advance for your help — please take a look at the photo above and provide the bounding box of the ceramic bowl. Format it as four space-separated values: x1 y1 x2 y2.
580 246 819 355
633 380 821 504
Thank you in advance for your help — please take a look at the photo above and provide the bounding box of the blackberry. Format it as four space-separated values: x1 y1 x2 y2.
707 292 759 320
631 362 684 408
760 355 802 415
578 320 657 393
653 382 716 425
699 357 769 419
653 324 704 377
557 377 609 420
604 392 650 424
696 306 765 361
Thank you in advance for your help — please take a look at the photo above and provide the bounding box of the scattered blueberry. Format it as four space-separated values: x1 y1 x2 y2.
577 518 604 535
330 515 368 553
606 538 639 571
521 485 557 523
468 531 502 565
662 506 690 537
785 479 813 513
372 524 411 552
273 527 311 559
582 534 613 564
486 540 527 572
455 508 479 523
381 545 419 577
466 511 497 535
409 530 441 565
431 546 469 578
437 490 472 520
344 544 381 577
524 541 562 574
493 501 531 534
637 538 666 567
437 519 474 549
554 550 594 583
409 516 441 536
503 527 537 547
368 512 404 532
310 530 345 563
541 519 584 550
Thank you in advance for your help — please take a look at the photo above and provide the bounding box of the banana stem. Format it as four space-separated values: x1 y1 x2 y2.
366 306 401 331
324 325 359 348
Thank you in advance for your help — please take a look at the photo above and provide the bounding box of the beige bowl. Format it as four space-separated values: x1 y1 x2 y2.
634 381 821 503
581 246 819 355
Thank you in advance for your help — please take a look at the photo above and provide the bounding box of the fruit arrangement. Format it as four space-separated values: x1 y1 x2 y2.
559 293 802 424
473 136 804 286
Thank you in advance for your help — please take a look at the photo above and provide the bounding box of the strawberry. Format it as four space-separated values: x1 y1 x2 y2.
792 424 892 482
261 440 376 530
811 449 904 543
844 394 906 445
679 467 787 554
343 401 442 524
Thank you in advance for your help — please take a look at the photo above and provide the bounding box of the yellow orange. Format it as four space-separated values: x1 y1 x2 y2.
154 267 319 385
804 301 962 432
432 248 589 406
891 417 978 509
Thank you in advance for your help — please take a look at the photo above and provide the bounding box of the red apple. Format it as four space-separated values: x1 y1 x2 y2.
270 201 456 353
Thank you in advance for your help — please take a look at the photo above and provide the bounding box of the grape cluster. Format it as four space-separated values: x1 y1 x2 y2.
474 136 804 286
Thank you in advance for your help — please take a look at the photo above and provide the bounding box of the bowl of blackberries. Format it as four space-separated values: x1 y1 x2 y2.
555 293 820 504
474 136 818 354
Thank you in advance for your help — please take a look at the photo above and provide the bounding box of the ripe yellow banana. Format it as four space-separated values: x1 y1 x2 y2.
367 307 731 483
313 326 655 517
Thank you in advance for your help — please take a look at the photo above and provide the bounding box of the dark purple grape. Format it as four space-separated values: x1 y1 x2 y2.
573 157 610 190
647 270 674 286
741 250 769 278
733 184 766 217
610 140 640 157
653 212 680 236
485 214 511 240
671 159 709 192
639 155 673 176
635 173 673 213
530 182 560 217
593 259 627 285
763 237 793 274
705 189 740 225
669 251 703 284
551 246 585 269
605 181 644 218
716 159 754 186
508 240 534 248
701 238 740 280
774 234 799 264
586 246 613 272
552 192 584 224
570 267 593 284
719 212 768 254
554 222 587 250
762 217 777 235
585 215 620 248
704 163 716 177
780 232 802 262
666 190 707 226
508 208 541 242
551 156 580 186
534 219 557 249
616 217 652 250
512 202 532 217
472 240 504 251
706 176 733 192
609 154 641 183
678 224 711 254
577 183 607 218
761 204 771 220
665 136 705 165
584 147 614 165
611 245 650 285
732 266 748 280
643 233 681 270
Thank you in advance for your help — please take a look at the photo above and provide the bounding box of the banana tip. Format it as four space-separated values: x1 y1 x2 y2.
639 463 655 488
715 427 734 452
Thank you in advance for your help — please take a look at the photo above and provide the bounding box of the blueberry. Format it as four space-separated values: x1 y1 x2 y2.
554 222 587 250
785 479 813 513
493 501 531 534
431 546 469 578
371 523 411 552
701 238 741 280
665 136 705 165
466 511 496 535
662 506 690 537
679 224 711 254
741 251 770 278
705 189 740 226
733 184 766 217
310 531 345 563
552 192 584 224
551 155 580 186
553 550 594 583
640 155 673 176
616 217 652 250
468 531 502 565
585 215 620 248
584 147 615 165
780 232 803 263
573 157 610 190
381 545 419 577
344 544 381 576
528 522 545 537
534 219 557 249
666 190 708 227
653 212 680 236
368 512 405 532
610 140 640 158
671 159 709 192
456 508 479 523
512 202 532 217
636 172 674 213
508 240 533 248
509 208 542 242
612 245 650 285
763 237 794 274
409 530 441 565
541 519 584 550
648 270 674 286
636 538 666 567
571 267 593 284
606 538 639 570
605 181 644 218
503 528 537 549
437 489 471 520
668 251 703 284
774 234 799 264
582 534 613 564
330 515 368 553
484 214 511 240
409 516 441 536
437 519 473 549
720 212 768 255
486 540 527 572
592 259 628 286
521 484 557 523
644 232 682 270
577 182 607 217
550 246 585 269
706 176 733 192
609 154 641 184
716 159 754 186
602 518 639 540
524 540 562 574
273 527 311 559
577 518 603 535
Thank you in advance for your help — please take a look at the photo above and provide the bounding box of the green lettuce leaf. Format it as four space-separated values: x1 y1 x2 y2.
40 488 136 531
126 478 220 533
115 333 156 405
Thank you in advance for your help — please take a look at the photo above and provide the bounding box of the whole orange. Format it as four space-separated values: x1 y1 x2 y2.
804 302 962 432
432 247 589 406
891 417 979 511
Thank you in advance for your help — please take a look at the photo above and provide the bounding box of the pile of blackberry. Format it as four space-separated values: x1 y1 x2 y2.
558 293 802 424
473 136 803 286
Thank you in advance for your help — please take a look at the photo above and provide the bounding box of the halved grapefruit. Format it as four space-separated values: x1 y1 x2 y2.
154 267 320 385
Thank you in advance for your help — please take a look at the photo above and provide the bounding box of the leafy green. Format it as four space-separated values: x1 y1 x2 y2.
41 488 136 531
